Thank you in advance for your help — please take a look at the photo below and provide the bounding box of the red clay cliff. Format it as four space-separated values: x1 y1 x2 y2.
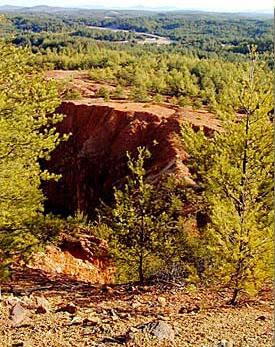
44 100 219 217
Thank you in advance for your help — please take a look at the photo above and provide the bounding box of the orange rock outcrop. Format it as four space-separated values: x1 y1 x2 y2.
44 101 219 217
28 233 114 284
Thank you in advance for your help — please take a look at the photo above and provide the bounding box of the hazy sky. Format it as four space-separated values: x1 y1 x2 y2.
1 0 272 11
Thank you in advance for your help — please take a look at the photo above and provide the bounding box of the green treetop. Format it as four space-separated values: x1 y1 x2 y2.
181 48 273 304
98 147 186 283
0 43 66 273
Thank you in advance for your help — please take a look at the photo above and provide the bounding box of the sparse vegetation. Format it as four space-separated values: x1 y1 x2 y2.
62 87 82 100
95 86 110 101
0 7 273 346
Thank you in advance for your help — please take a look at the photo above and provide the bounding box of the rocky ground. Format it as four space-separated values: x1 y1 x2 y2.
1 73 273 346
0 269 273 347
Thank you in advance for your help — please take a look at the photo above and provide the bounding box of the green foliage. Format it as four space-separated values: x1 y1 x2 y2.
72 27 140 42
95 87 110 101
192 99 203 110
177 96 189 107
0 43 66 272
62 87 82 100
7 34 269 109
112 85 125 99
0 10 272 296
98 147 187 283
153 93 164 103
130 86 150 103
181 51 273 303
5 11 272 56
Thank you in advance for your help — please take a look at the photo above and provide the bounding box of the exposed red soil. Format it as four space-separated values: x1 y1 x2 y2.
44 98 219 216
41 71 221 285
47 70 117 98
27 234 114 284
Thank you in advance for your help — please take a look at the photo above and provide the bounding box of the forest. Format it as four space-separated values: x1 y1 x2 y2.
0 7 273 346
0 9 273 54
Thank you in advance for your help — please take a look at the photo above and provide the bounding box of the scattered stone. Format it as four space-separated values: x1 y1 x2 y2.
101 336 126 344
127 286 141 294
101 286 114 295
179 304 200 314
256 315 266 321
187 304 200 313
35 305 48 314
70 316 83 325
258 300 269 305
129 326 139 333
56 303 78 314
138 285 149 292
118 312 131 319
132 302 141 309
12 342 24 347
158 296 166 306
10 303 27 326
83 315 101 326
19 295 35 309
35 296 50 314
127 286 135 293
55 266 62 274
217 339 233 347
178 307 185 314
5 296 20 306
127 320 175 342
157 315 170 321
108 308 119 321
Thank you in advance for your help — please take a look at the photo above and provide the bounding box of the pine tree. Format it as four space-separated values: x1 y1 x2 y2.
99 147 185 283
95 86 110 100
112 85 125 99
0 44 66 274
130 85 150 103
181 49 273 304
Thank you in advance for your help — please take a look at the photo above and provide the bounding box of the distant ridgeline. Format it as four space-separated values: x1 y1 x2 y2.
0 7 273 57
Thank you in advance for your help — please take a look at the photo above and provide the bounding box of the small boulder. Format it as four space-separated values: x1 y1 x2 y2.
101 286 114 295
35 296 51 314
256 315 266 321
56 303 78 314
127 320 175 342
179 304 200 314
132 302 141 309
147 321 174 341
83 315 101 326
157 296 166 306
10 303 27 326
217 339 233 347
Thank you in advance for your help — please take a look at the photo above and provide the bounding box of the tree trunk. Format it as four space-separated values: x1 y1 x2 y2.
138 253 144 284
229 288 239 305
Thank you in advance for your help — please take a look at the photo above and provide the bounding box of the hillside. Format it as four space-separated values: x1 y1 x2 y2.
0 7 273 347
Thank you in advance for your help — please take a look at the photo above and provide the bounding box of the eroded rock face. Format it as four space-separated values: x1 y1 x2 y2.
44 101 218 217
29 234 114 284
